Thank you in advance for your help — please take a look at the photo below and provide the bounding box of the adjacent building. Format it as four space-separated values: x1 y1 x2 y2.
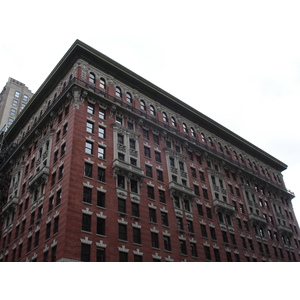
0 77 33 130
0 40 299 262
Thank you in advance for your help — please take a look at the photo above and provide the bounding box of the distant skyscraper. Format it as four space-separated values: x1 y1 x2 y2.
0 77 33 130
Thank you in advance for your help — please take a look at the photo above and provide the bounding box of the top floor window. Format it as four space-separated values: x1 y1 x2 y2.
190 127 196 137
162 112 168 122
23 95 28 102
89 72 96 84
183 123 188 133
140 100 146 111
201 133 206 143
100 78 106 90
15 91 20 98
87 103 95 114
116 86 122 98
171 117 177 127
126 92 132 104
150 105 156 116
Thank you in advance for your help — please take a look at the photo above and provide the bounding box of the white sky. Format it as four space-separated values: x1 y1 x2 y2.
1 0 300 222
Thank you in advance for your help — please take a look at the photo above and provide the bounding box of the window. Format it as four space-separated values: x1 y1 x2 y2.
15 91 20 98
151 232 159 248
126 92 132 104
133 227 141 244
89 72 96 84
157 169 164 182
143 128 149 140
116 86 122 98
61 143 66 157
97 191 105 207
117 175 125 189
46 222 51 240
81 244 91 262
10 108 16 116
97 217 105 235
146 165 153 178
98 167 105 182
98 146 105 159
190 127 196 137
96 248 105 262
119 251 128 262
176 217 184 231
155 151 161 163
53 216 59 235
58 165 64 180
153 134 159 145
164 236 172 251
83 187 92 204
118 224 127 241
171 117 177 127
183 123 188 133
162 112 168 122
23 94 28 101
85 141 93 155
180 240 187 255
144 146 151 158
87 103 95 114
84 163 93 177
130 179 138 193
100 78 106 90
161 212 169 226
99 108 106 119
12 99 18 107
147 186 155 199
149 208 157 223
117 134 124 145
140 100 146 111
132 202 140 218
187 220 194 233
82 214 91 232
201 224 208 238
150 105 156 116
86 121 94 133
118 198 126 213
159 190 166 203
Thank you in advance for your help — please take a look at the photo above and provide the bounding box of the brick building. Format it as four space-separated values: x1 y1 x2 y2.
0 40 299 262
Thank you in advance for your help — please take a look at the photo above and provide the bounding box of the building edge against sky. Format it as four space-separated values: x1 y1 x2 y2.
0 40 299 262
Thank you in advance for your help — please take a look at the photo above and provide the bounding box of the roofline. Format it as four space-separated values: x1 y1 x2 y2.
4 39 288 171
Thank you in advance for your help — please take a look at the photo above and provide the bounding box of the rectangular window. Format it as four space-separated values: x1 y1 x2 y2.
98 146 105 159
144 146 151 158
81 244 91 262
98 126 106 139
118 224 127 241
82 214 92 232
146 165 153 178
53 216 59 235
149 208 157 223
155 151 161 163
85 141 93 155
133 227 141 244
161 212 169 226
117 175 125 189
143 129 149 140
117 134 124 145
201 224 208 238
130 179 138 193
132 202 140 218
87 103 95 114
99 108 105 119
159 190 166 203
180 240 187 255
119 252 128 262
83 187 92 204
204 246 211 260
86 121 94 133
96 248 105 262
118 198 126 214
151 232 159 248
46 222 51 240
147 186 155 199
97 191 105 207
157 169 164 182
97 218 105 235
98 167 105 182
164 236 172 251
84 162 93 177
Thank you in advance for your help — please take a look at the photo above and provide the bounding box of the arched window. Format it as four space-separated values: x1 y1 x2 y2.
190 127 196 137
100 78 106 90
247 159 252 168
116 86 122 98
89 72 96 84
201 133 206 143
126 92 132 104
239 154 244 164
218 142 223 152
140 100 146 111
224 146 230 156
233 150 238 160
171 117 177 127
208 137 214 147
182 123 188 133
150 105 156 116
162 112 168 122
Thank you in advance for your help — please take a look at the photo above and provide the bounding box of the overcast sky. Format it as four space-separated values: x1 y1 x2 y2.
1 0 300 222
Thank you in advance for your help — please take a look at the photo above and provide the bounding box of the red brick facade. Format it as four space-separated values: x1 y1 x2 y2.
0 40 299 262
